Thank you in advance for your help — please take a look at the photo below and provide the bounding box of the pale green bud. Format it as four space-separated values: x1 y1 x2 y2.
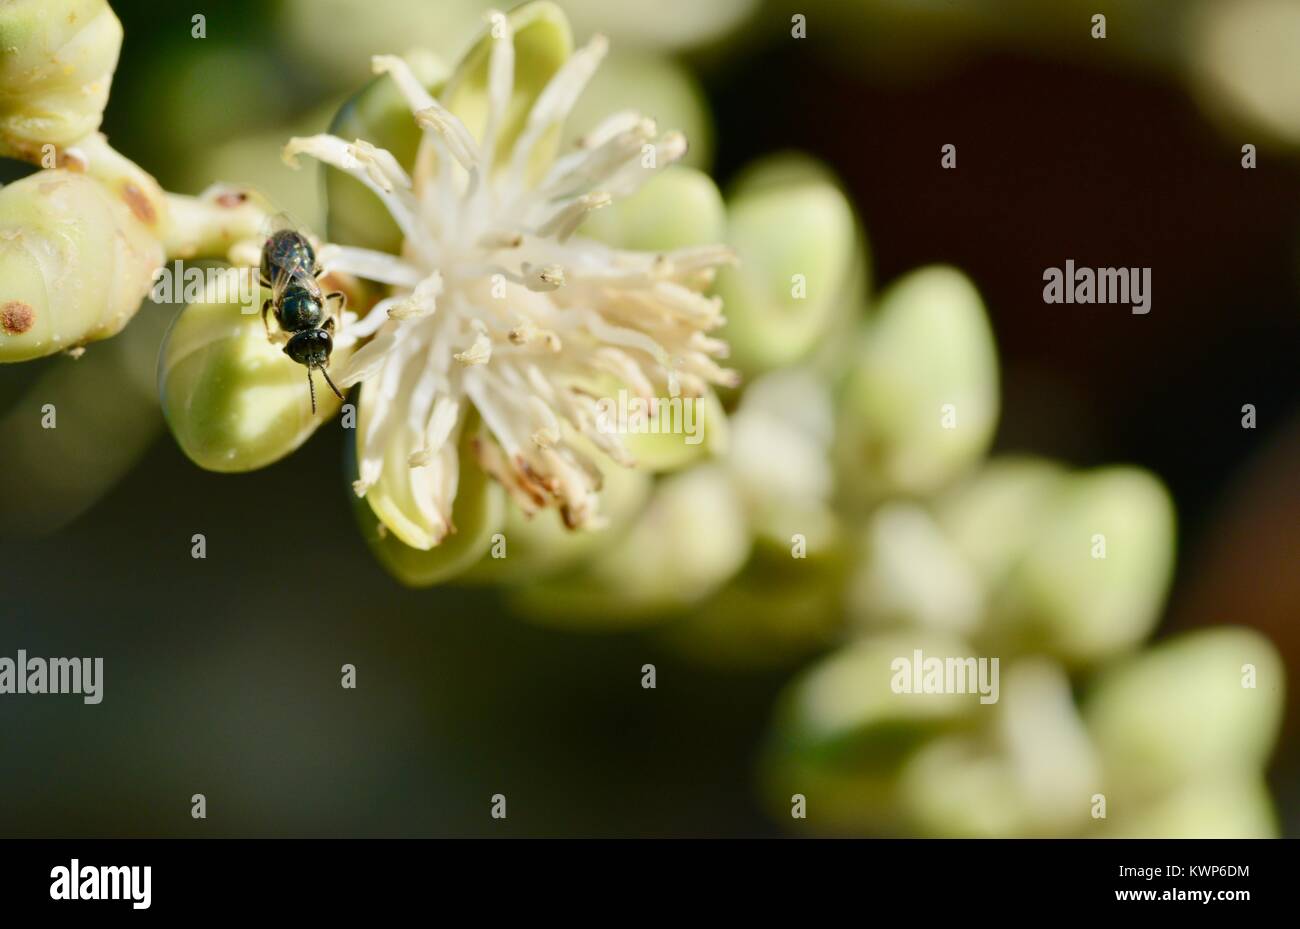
848 502 985 636
726 368 838 553
561 0 757 54
157 272 353 472
1097 775 1278 839
715 154 861 374
0 0 121 161
464 441 653 584
761 630 983 834
1084 626 1284 801
837 265 999 499
0 138 166 362
989 466 1176 664
934 456 1069 588
900 660 1101 837
580 165 725 252
775 631 983 757
621 388 729 473
511 464 749 627
561 49 714 169
667 543 847 668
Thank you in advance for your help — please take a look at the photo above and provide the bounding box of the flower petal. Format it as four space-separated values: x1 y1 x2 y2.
348 410 504 584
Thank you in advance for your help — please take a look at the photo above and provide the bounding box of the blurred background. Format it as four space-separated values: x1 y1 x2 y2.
1 0 1298 836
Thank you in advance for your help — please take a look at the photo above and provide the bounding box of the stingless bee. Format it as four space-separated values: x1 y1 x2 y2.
259 226 347 413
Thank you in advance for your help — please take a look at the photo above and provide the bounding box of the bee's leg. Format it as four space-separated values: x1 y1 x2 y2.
324 291 347 332
263 300 289 345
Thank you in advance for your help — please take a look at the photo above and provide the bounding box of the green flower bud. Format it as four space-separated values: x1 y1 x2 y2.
0 0 121 161
561 0 757 53
157 271 353 472
900 660 1100 837
1187 0 1300 148
934 456 1069 589
897 735 1023 837
667 542 847 668
350 417 506 588
580 164 725 252
620 388 729 472
1084 627 1284 801
989 467 1176 664
837 265 999 499
466 448 652 584
726 368 839 554
1098 775 1278 839
561 49 714 169
0 145 165 362
848 502 985 636
773 631 982 758
715 154 861 375
511 463 749 627
760 630 983 833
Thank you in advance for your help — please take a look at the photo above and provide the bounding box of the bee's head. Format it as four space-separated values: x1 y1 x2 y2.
285 328 333 368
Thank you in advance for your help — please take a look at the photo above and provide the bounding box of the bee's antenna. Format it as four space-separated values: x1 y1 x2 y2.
307 366 318 415
319 364 345 401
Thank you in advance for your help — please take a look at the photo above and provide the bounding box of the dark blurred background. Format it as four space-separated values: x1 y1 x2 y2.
1 0 1297 836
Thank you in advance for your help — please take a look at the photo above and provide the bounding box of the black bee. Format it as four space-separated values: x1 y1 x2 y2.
259 227 347 413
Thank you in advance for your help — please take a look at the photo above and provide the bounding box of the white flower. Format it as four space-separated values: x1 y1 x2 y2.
282 19 736 550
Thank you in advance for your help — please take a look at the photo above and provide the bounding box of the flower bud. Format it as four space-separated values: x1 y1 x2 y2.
0 0 122 161
561 50 714 169
466 448 652 584
760 630 982 833
0 154 164 362
989 466 1176 664
837 265 999 500
157 270 353 472
1098 775 1278 839
580 165 725 251
715 155 860 374
1084 626 1284 800
934 456 1069 588
511 463 748 626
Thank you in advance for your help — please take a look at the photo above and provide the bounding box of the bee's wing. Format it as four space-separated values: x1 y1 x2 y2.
279 265 324 301
260 210 297 239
